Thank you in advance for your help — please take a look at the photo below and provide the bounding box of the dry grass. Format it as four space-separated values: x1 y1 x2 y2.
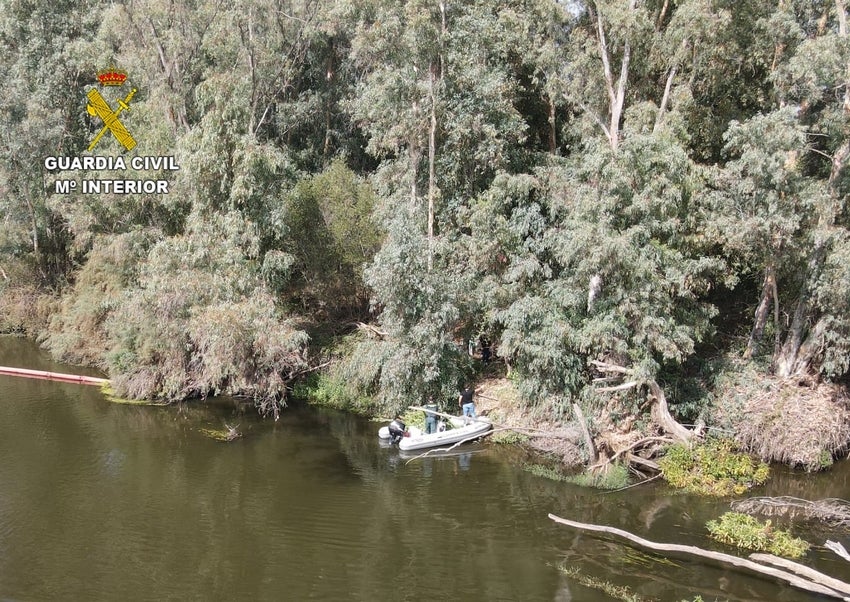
718 373 850 471
0 285 56 335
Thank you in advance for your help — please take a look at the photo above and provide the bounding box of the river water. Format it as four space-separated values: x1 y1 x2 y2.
1 336 849 601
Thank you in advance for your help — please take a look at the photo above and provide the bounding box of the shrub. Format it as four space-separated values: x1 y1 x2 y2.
659 438 769 496
293 372 377 415
706 512 810 558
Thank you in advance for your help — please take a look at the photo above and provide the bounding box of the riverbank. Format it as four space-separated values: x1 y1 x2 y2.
4 283 849 478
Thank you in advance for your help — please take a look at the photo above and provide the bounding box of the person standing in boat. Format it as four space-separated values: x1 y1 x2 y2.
423 397 439 434
458 384 475 421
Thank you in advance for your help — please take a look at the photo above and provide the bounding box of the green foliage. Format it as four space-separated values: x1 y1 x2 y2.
2 0 849 434
659 439 770 496
0 0 106 285
295 372 378 415
284 159 381 317
524 462 630 490
706 512 810 558
564 464 631 490
44 230 158 366
102 210 309 416
523 463 569 482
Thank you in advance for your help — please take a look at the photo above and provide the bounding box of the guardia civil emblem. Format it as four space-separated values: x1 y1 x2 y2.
87 66 137 152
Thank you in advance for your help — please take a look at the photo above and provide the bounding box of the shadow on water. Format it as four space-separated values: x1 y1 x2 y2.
0 336 848 601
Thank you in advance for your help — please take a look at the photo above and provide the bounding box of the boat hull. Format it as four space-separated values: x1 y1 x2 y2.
398 417 492 451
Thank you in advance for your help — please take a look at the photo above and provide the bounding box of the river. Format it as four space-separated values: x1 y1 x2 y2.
0 336 848 601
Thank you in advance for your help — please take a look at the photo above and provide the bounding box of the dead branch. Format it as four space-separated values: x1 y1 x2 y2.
590 436 674 470
590 360 631 374
731 496 850 528
285 361 331 382
595 380 639 393
749 553 850 596
548 514 850 601
604 473 663 494
626 453 660 472
223 423 241 442
827 540 850 562
356 322 388 339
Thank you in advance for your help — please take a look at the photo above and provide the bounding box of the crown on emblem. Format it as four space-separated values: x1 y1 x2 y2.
97 66 127 86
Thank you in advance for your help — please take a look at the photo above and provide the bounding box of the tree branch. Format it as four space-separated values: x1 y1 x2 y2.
595 380 639 392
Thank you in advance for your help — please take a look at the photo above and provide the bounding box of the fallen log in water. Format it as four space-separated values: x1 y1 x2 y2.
827 540 850 563
749 553 850 596
732 496 850 528
548 513 850 600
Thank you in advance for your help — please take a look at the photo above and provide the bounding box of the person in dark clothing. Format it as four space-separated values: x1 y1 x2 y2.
423 397 439 434
458 385 475 420
479 335 491 363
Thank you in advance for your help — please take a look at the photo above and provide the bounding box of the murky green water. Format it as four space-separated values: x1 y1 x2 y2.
1 336 849 601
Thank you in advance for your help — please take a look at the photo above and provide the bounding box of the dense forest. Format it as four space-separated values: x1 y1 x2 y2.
1 0 848 463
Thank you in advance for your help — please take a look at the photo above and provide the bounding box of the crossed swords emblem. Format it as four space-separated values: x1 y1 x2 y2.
86 88 137 152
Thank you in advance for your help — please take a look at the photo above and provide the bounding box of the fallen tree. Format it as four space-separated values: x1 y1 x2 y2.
585 360 696 477
732 496 850 528
591 360 695 443
548 513 850 600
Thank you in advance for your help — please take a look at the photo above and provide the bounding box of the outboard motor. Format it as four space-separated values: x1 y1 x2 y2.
388 418 406 445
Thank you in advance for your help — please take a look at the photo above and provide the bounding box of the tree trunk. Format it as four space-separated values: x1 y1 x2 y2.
774 242 826 377
427 65 438 272
744 263 777 360
548 514 850 600
647 380 694 443
592 0 635 152
547 95 557 153
654 63 677 132
775 292 809 377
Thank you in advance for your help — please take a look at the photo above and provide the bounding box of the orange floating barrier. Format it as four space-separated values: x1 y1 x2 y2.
0 365 108 386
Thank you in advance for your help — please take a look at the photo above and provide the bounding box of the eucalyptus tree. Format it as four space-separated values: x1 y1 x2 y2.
0 0 106 284
457 0 730 417
346 0 556 410
711 0 850 379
